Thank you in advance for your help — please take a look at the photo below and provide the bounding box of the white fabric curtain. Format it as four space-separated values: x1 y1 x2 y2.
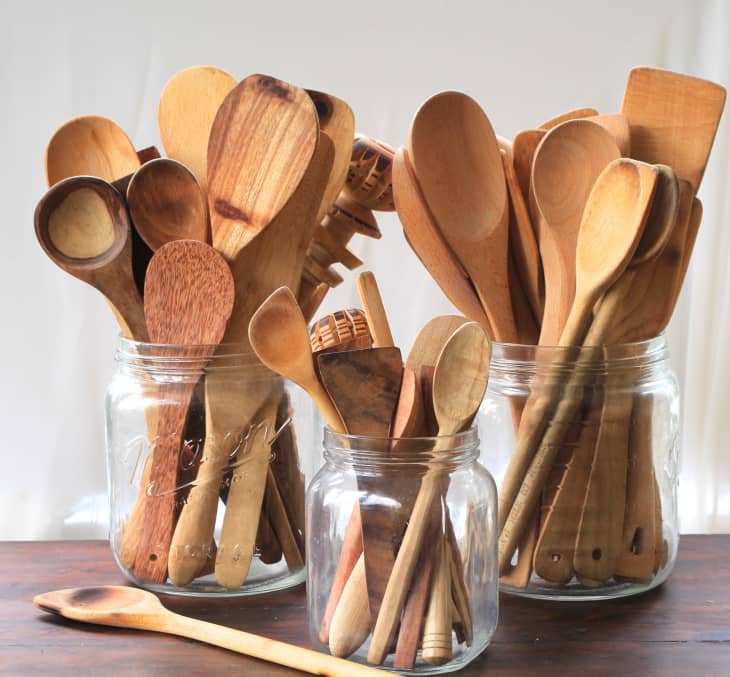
1 0 727 538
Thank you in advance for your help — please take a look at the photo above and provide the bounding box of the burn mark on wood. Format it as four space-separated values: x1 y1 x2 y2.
214 199 251 224
257 76 294 101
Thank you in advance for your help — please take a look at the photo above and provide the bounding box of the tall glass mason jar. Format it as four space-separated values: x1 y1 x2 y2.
105 337 318 597
307 427 498 675
479 335 680 600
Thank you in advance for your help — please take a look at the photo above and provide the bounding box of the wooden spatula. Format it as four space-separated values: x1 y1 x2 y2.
133 240 234 583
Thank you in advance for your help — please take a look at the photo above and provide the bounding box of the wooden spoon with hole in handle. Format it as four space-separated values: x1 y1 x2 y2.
132 240 234 583
158 65 237 192
35 176 148 341
621 67 726 193
409 92 515 342
530 119 621 344
368 322 490 666
392 147 491 334
207 74 319 262
45 115 140 187
34 586 389 676
498 159 658 574
127 158 209 251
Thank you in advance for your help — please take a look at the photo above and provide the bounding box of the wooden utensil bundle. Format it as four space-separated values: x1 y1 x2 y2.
249 276 490 668
393 67 726 588
34 67 394 589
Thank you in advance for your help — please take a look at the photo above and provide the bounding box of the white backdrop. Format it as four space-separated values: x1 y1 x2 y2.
2 0 728 538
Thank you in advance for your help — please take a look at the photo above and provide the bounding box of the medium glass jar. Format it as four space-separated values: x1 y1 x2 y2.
479 335 679 600
307 427 498 674
105 337 318 597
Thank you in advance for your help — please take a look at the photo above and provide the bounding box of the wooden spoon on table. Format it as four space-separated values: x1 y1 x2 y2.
158 65 237 192
498 159 659 574
409 91 516 342
530 119 621 344
45 115 140 187
621 67 726 193
368 321 490 665
34 586 389 677
127 159 209 250
392 147 491 334
132 240 234 583
207 74 319 262
35 177 148 341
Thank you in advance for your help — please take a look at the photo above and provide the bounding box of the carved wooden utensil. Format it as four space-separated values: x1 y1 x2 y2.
45 115 141 188
409 91 516 342
157 65 237 192
132 240 234 583
34 176 148 341
530 119 621 344
621 67 726 193
344 135 396 211
368 322 490 666
127 158 209 250
207 73 319 262
539 107 599 130
498 159 658 574
34 586 390 677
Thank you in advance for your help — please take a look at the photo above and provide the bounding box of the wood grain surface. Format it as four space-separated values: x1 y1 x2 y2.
5 537 729 675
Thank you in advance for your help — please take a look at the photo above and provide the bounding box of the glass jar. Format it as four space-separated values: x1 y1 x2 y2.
479 335 679 600
307 427 498 674
105 337 319 597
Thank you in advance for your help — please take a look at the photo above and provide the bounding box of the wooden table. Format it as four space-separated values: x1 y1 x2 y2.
2 536 729 675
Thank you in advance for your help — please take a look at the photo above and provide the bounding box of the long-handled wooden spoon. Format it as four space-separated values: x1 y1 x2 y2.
368 322 489 665
132 240 234 583
530 118 621 344
409 91 516 342
127 158 209 250
34 586 389 676
158 65 237 192
498 159 658 573
35 177 148 341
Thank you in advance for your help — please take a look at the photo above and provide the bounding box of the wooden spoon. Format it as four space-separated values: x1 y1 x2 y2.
249 287 344 431
621 67 726 193
530 118 621 344
539 107 599 130
132 240 234 583
512 129 545 207
158 65 237 191
392 147 491 333
356 272 394 348
34 586 389 676
409 92 516 342
498 159 658 573
34 176 148 341
207 74 319 261
45 115 140 187
127 158 209 251
587 113 631 156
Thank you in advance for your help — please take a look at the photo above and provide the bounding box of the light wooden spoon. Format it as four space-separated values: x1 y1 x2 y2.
530 118 621 344
133 240 234 583
34 586 389 676
207 74 319 262
45 115 140 187
158 65 237 192
127 158 209 251
409 91 516 342
498 159 658 573
539 107 599 130
34 176 147 341
368 322 490 666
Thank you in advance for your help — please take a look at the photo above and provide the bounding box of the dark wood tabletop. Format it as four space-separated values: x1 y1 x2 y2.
2 536 729 675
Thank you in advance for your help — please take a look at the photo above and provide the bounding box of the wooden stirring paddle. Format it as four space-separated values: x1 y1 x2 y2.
34 586 389 677
132 240 234 583
35 176 148 341
127 158 209 250
409 91 516 342
498 159 658 574
158 65 237 192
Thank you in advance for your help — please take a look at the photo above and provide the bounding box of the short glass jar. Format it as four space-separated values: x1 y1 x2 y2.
479 335 679 600
105 337 318 597
307 427 498 675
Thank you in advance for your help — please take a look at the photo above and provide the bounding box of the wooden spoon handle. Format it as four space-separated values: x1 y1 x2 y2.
161 605 389 676
328 553 371 658
356 272 394 348
421 534 453 666
263 466 304 571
